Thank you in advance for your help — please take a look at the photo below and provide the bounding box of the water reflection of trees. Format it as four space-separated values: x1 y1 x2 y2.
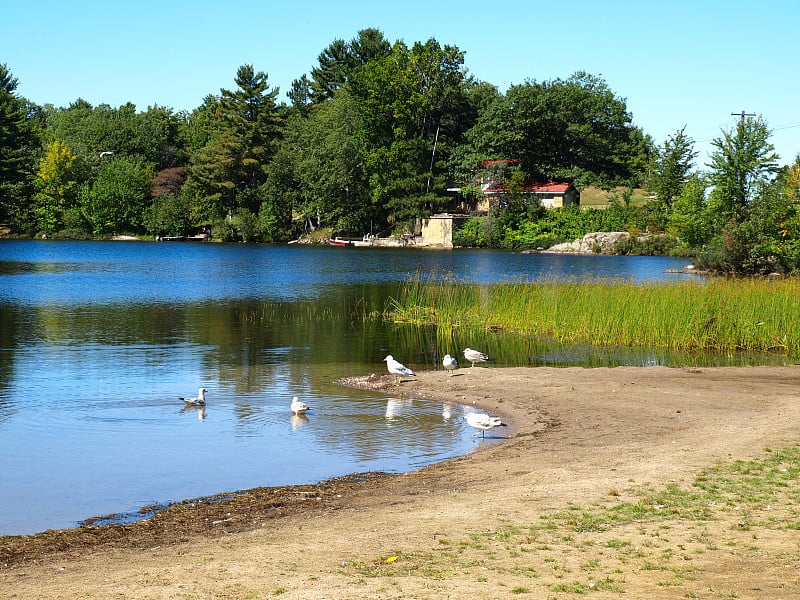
0 304 25 423
1 288 788 431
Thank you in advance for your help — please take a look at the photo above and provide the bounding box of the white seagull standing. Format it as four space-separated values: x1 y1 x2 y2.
180 387 207 406
384 355 416 384
465 412 507 438
442 353 458 376
290 396 310 415
464 348 490 369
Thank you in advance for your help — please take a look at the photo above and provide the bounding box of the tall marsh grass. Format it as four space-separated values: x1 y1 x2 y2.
388 275 800 356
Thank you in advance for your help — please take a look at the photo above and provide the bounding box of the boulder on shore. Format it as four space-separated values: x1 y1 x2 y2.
541 231 632 254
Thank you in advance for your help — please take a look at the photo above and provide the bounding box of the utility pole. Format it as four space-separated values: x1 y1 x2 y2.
731 110 755 122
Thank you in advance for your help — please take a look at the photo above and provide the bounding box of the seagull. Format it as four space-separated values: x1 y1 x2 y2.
290 396 310 415
383 354 415 384
443 354 458 376
180 387 207 406
464 348 490 368
99 151 114 158
465 412 507 438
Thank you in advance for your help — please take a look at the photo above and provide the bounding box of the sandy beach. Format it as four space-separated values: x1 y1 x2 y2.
2 365 800 599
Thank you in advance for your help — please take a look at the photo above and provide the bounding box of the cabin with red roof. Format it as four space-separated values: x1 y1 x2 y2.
478 180 580 212
459 160 581 213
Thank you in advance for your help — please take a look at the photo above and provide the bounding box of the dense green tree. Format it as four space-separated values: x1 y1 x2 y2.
466 72 650 189
288 74 312 110
43 101 183 171
348 28 392 67
448 82 502 182
309 28 390 104
0 64 37 228
32 139 78 234
181 95 221 153
706 115 780 221
350 38 470 228
782 156 800 202
691 121 794 273
80 155 153 236
285 90 371 234
667 173 712 249
648 127 697 228
698 154 800 274
218 64 283 192
260 151 298 241
145 192 191 238
185 65 284 229
145 166 189 237
310 38 350 104
184 133 238 224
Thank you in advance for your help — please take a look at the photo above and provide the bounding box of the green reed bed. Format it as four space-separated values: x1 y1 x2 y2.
387 276 800 356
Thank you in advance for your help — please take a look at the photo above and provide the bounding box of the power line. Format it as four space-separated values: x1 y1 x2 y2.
772 122 800 132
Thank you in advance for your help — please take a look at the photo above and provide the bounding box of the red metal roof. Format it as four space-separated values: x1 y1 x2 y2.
480 159 521 166
483 181 574 194
527 182 573 193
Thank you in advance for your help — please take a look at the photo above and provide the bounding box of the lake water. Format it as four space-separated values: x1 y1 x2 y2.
0 241 777 535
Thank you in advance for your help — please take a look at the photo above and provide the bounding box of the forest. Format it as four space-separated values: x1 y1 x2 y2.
1 28 799 274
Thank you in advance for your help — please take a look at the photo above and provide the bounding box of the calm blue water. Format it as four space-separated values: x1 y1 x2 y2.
0 241 730 535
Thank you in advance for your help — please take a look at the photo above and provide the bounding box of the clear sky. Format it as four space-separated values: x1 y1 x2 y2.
3 0 799 168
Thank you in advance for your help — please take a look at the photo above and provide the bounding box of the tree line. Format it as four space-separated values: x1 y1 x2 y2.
1 28 798 273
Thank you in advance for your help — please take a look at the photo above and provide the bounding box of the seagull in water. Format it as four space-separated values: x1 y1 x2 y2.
465 412 507 438
290 396 310 415
384 355 416 384
442 354 458 376
464 348 490 369
180 387 207 406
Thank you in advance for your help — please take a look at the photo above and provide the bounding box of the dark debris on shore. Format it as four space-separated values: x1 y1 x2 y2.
0 472 391 569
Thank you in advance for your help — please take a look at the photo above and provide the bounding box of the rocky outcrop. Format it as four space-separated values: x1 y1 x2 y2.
542 231 632 254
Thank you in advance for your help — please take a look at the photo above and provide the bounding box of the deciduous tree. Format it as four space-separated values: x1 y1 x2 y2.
707 115 779 220
466 73 650 189
80 156 153 236
350 38 470 228
32 140 78 233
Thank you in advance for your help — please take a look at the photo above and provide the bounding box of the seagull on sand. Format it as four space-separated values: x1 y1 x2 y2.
384 355 416 384
290 396 310 415
180 387 207 406
465 412 507 438
442 354 458 376
463 348 490 368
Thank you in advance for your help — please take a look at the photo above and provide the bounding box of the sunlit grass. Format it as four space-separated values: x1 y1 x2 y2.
338 448 800 596
387 275 800 356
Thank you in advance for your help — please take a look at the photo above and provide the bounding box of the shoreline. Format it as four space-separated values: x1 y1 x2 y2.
3 366 800 598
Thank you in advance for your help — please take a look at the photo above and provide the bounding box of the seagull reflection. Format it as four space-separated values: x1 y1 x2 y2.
385 398 412 420
442 402 452 420
181 404 207 421
291 413 309 430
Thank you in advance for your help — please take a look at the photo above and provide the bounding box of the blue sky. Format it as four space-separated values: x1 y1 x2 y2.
3 0 799 168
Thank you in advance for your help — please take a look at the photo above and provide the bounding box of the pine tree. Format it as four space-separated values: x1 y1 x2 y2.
0 64 36 228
